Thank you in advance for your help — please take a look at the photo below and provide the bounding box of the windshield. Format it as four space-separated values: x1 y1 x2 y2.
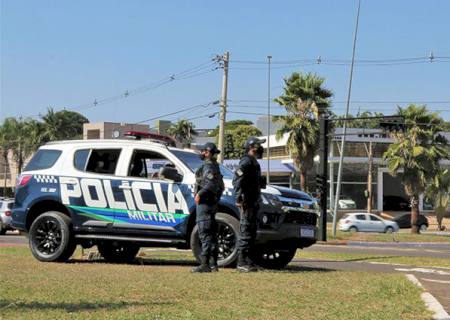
171 149 234 179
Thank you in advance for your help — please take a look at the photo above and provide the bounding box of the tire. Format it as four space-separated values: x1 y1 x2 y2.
250 245 297 269
97 242 140 263
0 220 6 235
349 226 358 233
419 224 427 232
29 211 76 262
190 212 240 267
385 226 394 233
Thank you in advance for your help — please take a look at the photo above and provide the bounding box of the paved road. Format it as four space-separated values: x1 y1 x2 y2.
293 257 450 315
0 233 27 246
305 243 450 259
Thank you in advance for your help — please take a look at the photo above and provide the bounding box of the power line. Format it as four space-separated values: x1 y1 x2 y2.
134 100 220 125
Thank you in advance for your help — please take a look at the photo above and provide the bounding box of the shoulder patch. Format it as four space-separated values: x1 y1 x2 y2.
206 172 214 180
236 169 243 176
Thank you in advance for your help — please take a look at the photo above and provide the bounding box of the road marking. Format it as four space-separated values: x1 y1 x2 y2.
421 278 450 284
405 274 450 320
396 268 450 276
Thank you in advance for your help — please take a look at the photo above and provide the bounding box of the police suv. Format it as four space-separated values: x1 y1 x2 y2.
12 136 319 268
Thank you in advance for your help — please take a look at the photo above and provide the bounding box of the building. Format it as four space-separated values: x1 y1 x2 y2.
83 122 151 140
246 127 449 213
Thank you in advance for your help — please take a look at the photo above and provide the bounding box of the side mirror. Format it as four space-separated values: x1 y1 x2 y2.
260 176 267 189
159 165 183 183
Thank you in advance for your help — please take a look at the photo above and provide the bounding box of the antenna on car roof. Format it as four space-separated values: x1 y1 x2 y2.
124 131 176 147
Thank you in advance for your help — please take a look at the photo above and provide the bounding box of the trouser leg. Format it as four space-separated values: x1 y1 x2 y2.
197 204 214 258
237 205 258 255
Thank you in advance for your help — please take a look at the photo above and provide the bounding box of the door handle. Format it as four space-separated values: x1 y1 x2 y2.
62 178 78 185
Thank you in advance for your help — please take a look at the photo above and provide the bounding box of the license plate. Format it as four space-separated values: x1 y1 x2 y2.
300 228 315 238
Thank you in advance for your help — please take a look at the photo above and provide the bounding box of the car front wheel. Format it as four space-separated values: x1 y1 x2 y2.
29 211 76 262
191 212 240 267
385 226 394 233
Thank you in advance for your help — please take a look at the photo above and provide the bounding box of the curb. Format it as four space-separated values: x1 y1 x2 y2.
405 274 450 320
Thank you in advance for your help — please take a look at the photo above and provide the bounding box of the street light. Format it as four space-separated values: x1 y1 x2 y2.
267 55 272 185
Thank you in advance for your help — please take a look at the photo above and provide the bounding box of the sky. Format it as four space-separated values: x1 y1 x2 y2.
1 0 450 131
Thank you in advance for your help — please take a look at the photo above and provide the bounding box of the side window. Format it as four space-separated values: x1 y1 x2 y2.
356 214 366 220
370 215 382 221
78 149 122 174
74 149 90 171
128 150 176 180
25 149 62 171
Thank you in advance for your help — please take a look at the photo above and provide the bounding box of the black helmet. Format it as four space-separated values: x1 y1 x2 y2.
244 137 266 150
201 142 220 154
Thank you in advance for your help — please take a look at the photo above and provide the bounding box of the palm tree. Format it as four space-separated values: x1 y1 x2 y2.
40 107 88 142
274 72 333 191
383 105 449 234
426 169 450 231
167 119 198 148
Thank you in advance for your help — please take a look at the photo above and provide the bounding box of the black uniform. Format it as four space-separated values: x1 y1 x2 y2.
194 158 224 262
233 154 265 257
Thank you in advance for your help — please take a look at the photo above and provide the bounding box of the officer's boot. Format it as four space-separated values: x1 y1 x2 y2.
237 251 257 273
209 251 219 272
192 256 211 273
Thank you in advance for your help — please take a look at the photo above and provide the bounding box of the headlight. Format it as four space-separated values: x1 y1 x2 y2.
261 194 283 206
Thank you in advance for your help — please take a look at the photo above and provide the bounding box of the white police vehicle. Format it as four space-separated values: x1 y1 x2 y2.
12 134 319 268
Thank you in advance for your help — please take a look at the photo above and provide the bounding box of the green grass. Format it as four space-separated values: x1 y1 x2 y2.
326 229 450 243
0 247 432 320
298 250 450 268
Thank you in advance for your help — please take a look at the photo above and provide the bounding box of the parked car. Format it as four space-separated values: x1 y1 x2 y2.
339 213 399 233
12 137 320 269
326 198 357 210
0 199 15 235
383 195 410 211
392 213 429 231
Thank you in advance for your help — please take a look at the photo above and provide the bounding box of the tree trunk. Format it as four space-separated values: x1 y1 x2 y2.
367 142 373 213
300 168 307 191
3 153 8 198
410 195 420 234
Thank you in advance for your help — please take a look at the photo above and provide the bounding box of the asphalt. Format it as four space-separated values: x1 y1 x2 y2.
1 232 449 315
305 243 450 259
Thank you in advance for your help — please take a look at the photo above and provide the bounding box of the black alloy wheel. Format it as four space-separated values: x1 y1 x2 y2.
191 212 240 267
29 211 76 262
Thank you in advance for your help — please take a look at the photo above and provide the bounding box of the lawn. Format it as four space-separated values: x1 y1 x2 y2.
0 247 432 320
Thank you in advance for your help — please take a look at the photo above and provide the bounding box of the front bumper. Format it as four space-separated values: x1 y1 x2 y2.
256 224 318 248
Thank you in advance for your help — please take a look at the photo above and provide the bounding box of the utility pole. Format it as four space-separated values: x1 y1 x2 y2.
332 0 361 237
217 51 229 164
318 116 329 241
267 55 272 183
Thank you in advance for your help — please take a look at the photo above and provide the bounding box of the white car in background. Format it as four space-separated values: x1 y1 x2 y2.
339 213 399 233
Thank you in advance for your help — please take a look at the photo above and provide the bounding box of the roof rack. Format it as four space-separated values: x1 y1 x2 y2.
124 131 176 147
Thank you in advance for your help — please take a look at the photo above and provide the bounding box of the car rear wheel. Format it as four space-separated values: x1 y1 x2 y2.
29 211 76 262
0 220 6 235
97 242 140 263
385 226 394 233
250 245 297 269
349 226 358 233
191 212 240 267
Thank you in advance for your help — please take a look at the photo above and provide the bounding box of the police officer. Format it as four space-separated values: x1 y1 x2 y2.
233 136 266 272
192 142 225 273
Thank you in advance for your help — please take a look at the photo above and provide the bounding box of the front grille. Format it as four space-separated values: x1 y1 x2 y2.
284 211 317 225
